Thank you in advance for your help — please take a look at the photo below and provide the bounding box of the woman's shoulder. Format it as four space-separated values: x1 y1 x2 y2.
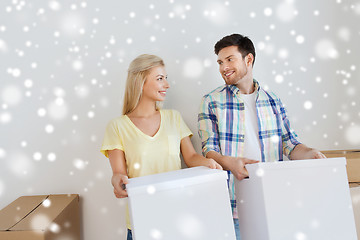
106 115 128 127
161 109 181 118
161 109 185 123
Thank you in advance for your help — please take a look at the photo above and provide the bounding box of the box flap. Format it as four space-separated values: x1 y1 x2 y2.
0 230 46 240
350 183 360 188
0 195 48 231
322 149 360 155
321 150 360 182
9 194 78 231
127 167 227 196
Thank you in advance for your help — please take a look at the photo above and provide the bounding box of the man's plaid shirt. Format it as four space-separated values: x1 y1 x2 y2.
198 80 301 217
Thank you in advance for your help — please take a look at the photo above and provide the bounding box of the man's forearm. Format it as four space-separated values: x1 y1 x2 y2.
289 144 307 160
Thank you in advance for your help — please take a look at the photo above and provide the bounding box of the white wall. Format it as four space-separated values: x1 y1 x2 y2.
1 0 359 239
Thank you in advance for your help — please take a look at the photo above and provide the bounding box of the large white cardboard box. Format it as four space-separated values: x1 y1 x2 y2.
235 158 357 240
350 185 360 239
126 166 235 240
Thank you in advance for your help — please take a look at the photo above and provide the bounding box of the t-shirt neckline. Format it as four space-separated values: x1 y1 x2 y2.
124 110 163 139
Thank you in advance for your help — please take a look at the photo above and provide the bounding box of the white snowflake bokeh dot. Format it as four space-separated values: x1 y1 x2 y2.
345 125 360 145
183 58 203 79
47 152 57 162
9 153 33 177
33 152 42 161
304 101 313 110
0 112 12 124
264 7 273 16
150 229 163 239
0 180 4 196
42 199 51 207
0 148 6 158
73 158 87 170
276 1 296 22
2 85 22 106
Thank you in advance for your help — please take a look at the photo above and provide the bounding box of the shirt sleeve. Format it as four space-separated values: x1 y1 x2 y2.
277 98 301 157
198 95 220 156
176 110 193 139
100 119 124 158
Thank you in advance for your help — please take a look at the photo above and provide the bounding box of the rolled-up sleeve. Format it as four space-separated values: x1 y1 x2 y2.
278 99 301 157
100 119 124 158
198 96 220 156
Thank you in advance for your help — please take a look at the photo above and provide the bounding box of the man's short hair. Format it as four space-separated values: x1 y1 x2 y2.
214 33 256 66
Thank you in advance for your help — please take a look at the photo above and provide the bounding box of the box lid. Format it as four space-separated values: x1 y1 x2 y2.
0 194 78 231
246 158 346 175
0 195 48 230
126 166 227 196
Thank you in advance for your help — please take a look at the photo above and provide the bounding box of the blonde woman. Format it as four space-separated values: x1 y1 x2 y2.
100 54 222 240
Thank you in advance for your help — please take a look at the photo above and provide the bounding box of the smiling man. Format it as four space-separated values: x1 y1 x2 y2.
197 33 326 239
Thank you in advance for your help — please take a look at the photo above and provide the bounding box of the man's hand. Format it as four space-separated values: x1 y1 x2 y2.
226 156 259 180
290 144 327 160
111 173 129 198
304 148 326 159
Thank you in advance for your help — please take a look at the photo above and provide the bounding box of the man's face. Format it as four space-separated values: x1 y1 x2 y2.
217 45 250 86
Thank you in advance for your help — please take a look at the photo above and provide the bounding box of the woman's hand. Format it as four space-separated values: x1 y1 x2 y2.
205 158 223 170
111 173 129 198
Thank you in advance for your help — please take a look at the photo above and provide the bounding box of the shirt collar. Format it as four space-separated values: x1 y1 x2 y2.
226 79 261 95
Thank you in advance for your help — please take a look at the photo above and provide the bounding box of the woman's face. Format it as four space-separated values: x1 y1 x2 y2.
142 66 169 102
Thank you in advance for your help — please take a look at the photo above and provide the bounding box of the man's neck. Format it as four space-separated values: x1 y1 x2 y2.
236 76 255 94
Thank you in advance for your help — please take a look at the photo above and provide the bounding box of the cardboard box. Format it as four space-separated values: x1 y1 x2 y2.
235 158 357 240
126 166 235 240
350 185 360 240
0 194 80 240
321 149 360 182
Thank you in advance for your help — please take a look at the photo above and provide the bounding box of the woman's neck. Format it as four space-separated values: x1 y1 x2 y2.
128 98 158 118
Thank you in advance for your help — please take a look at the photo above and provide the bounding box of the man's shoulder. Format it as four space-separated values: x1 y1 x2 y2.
259 87 281 101
203 85 228 99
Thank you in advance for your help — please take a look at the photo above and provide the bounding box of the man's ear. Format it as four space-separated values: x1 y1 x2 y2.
246 53 254 67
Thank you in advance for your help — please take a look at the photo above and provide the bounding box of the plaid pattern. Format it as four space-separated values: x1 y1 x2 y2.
198 80 301 216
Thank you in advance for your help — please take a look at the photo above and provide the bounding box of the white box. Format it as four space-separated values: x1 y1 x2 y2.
235 158 357 240
350 186 360 239
126 166 235 240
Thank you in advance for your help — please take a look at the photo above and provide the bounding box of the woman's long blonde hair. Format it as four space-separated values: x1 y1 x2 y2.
122 54 165 115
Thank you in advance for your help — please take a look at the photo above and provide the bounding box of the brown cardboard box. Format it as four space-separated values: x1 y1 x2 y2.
350 185 360 239
0 194 80 240
321 150 360 182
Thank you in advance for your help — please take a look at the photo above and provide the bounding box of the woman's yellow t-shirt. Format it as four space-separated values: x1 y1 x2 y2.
100 109 192 228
